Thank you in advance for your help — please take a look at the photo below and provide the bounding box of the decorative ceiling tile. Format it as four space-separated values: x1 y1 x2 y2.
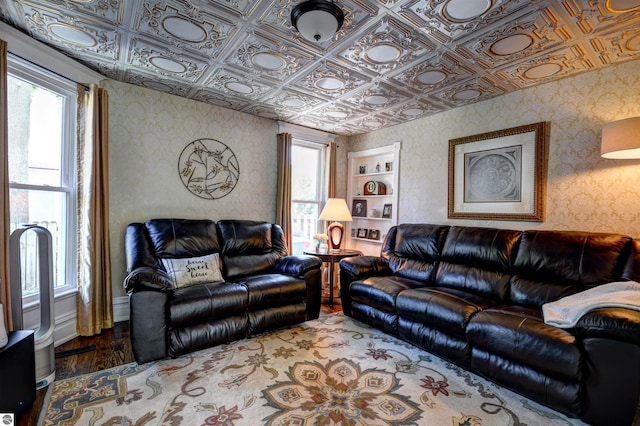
343 82 412 111
223 31 315 81
13 1 120 60
261 88 326 111
389 51 475 94
191 88 252 110
494 43 597 88
292 61 371 98
399 0 534 43
453 6 576 70
2 0 640 135
123 71 194 97
204 68 275 99
127 37 210 82
589 21 640 64
133 0 238 59
339 16 436 75
431 76 505 107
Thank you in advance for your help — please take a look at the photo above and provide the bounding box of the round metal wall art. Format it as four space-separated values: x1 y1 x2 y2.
179 138 240 199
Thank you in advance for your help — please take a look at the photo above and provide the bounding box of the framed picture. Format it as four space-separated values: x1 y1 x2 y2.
448 121 549 221
385 161 392 172
357 228 368 238
351 199 367 217
351 228 356 237
368 229 380 240
358 164 367 174
382 204 392 218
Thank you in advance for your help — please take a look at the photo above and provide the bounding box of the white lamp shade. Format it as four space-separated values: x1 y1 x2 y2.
319 198 353 222
601 117 640 159
296 9 340 42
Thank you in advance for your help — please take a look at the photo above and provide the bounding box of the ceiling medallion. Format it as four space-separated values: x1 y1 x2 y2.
179 138 240 200
315 76 345 91
251 52 287 70
490 34 534 56
282 98 306 108
453 89 482 100
365 95 389 105
442 0 492 22
48 23 97 47
365 44 402 64
149 56 187 73
291 0 344 42
225 81 253 94
524 63 562 79
605 0 640 12
415 70 447 85
162 16 207 42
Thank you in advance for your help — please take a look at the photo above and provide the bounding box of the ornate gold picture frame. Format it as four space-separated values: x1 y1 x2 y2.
448 122 549 222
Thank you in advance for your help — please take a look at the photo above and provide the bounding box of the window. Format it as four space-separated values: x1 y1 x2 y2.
7 54 78 304
290 140 326 255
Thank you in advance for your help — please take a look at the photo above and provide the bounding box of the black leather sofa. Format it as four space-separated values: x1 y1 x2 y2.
339 224 640 426
124 218 322 364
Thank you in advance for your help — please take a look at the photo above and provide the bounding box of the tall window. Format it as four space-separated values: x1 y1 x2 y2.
291 140 326 255
7 55 78 304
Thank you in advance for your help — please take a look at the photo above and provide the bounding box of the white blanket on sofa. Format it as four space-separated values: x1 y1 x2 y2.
542 281 640 328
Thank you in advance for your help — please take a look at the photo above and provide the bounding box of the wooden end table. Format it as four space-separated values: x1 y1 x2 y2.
304 249 362 307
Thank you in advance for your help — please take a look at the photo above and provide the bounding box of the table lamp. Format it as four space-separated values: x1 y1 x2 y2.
601 117 640 159
318 198 353 251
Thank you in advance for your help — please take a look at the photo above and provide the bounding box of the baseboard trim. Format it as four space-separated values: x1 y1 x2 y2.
54 309 78 346
113 296 129 323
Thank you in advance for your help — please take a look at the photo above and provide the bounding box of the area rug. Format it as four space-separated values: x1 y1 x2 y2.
39 313 585 425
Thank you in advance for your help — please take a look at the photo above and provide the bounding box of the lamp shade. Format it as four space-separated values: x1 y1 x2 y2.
319 198 353 222
601 117 640 159
291 0 344 42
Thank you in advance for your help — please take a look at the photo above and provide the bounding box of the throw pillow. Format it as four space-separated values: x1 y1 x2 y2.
161 253 223 288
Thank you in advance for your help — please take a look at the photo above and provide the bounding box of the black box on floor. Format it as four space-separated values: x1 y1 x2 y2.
0 330 35 416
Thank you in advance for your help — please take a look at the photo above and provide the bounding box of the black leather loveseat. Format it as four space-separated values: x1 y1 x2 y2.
124 218 322 364
339 224 640 425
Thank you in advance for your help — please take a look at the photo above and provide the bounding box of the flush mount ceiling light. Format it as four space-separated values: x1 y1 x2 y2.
291 0 344 42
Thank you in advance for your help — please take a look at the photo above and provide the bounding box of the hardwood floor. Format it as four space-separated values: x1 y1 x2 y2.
17 305 340 425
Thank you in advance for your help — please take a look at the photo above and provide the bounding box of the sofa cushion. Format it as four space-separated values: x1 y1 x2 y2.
237 274 307 308
350 276 427 313
145 219 220 258
161 253 223 288
511 231 631 307
218 220 288 279
467 305 581 382
435 226 521 301
381 224 449 282
396 287 497 340
169 282 248 326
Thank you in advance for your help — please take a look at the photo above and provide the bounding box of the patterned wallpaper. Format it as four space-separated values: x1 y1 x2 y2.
107 57 639 298
106 79 278 297
347 58 640 237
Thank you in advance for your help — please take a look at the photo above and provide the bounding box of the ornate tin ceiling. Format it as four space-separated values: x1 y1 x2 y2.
1 0 639 135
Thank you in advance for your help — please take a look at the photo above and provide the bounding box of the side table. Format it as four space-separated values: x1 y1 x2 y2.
304 249 362 307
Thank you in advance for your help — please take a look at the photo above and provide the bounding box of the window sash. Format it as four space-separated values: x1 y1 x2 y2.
7 54 78 304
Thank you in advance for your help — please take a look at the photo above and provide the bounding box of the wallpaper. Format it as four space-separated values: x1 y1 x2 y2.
347 58 640 237
106 80 278 298
107 57 640 299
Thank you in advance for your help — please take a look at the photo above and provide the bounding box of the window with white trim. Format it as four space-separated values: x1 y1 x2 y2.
290 139 326 255
7 54 78 304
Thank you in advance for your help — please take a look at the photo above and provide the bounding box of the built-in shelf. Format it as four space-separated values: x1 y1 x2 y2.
347 142 401 256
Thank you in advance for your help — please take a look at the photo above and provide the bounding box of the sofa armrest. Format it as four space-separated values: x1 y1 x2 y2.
574 307 640 345
339 256 391 280
124 266 174 294
339 256 391 316
274 255 322 278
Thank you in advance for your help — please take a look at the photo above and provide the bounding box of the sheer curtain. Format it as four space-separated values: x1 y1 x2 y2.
0 39 11 330
276 132 293 253
77 84 113 336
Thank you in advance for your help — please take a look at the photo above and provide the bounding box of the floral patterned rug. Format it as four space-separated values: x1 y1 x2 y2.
39 313 585 425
